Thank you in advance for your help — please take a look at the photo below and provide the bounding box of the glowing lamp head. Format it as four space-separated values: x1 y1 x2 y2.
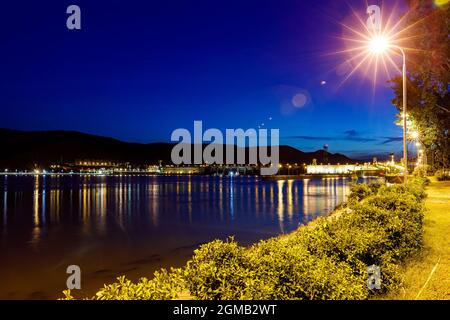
435 0 450 7
369 36 389 54
411 131 420 139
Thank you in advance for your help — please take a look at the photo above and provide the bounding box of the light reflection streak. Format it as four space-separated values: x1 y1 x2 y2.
150 181 159 227
254 183 259 217
96 182 107 234
303 179 310 216
3 188 7 232
118 177 124 229
287 180 294 222
229 178 234 220
82 180 91 234
127 181 132 217
31 175 41 247
41 189 46 225
187 178 193 223
277 180 285 233
269 184 274 219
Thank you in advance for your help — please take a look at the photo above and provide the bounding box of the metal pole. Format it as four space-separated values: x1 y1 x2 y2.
393 45 407 183
403 57 408 183
402 54 408 183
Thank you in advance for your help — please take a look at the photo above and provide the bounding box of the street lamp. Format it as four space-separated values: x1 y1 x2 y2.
368 36 408 182
337 4 415 182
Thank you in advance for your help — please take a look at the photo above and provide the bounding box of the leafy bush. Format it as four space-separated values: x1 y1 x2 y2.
63 268 185 300
291 205 404 294
347 181 383 203
184 238 251 300
245 238 368 300
435 169 450 181
413 165 428 178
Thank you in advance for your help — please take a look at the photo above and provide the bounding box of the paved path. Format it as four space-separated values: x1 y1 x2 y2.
383 180 450 300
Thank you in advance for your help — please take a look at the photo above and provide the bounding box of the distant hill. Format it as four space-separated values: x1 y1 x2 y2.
0 129 355 169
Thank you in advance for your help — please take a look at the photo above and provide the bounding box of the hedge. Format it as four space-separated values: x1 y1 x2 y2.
435 169 450 181
63 178 427 300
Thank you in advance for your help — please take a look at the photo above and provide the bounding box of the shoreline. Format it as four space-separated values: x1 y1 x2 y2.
0 172 380 180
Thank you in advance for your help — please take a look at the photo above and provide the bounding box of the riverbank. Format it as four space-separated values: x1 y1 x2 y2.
64 178 427 300
380 179 450 300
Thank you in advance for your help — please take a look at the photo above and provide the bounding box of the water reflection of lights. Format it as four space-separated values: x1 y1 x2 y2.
82 181 91 233
261 186 266 214
31 175 41 247
277 180 285 232
50 189 60 224
269 184 274 218
150 180 159 227
3 185 7 230
229 178 234 220
187 178 193 223
254 183 259 217
303 179 310 216
96 182 107 234
0 176 365 254
301 178 350 221
41 189 46 225
117 177 124 229
287 180 294 222
127 181 132 215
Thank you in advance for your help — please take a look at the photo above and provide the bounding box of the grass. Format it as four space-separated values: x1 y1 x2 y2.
381 178 450 300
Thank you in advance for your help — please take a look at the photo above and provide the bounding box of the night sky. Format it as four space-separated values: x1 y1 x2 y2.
0 0 408 159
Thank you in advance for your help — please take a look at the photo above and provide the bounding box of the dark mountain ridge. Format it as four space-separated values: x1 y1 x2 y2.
0 128 355 169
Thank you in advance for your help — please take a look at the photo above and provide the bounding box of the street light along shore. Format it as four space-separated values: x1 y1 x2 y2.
339 4 412 183
368 40 408 183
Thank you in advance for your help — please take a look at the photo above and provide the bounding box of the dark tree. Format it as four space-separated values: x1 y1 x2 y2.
390 0 450 169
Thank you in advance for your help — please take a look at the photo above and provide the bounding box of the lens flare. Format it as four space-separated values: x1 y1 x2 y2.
329 1 431 90
369 36 389 54
434 0 450 7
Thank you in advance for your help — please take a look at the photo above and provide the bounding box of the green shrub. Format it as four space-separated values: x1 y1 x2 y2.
413 165 428 178
347 181 383 203
96 268 184 300
379 180 427 202
291 206 400 294
245 238 368 300
366 193 424 244
184 238 251 300
435 169 450 181
62 268 185 300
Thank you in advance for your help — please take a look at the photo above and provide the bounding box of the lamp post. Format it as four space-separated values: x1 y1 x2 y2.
341 4 415 182
368 38 408 182
394 45 408 183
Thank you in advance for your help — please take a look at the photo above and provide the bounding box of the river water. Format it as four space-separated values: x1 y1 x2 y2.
0 175 362 299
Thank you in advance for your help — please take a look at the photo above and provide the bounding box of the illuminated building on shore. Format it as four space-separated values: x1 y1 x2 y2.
162 166 202 175
306 164 380 175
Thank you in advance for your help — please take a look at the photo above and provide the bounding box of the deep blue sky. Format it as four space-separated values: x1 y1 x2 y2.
0 0 408 159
